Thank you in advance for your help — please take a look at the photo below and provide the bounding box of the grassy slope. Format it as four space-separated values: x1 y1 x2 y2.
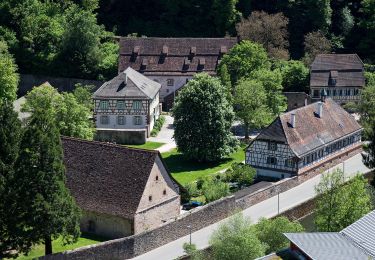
126 141 165 150
15 234 106 260
162 145 246 185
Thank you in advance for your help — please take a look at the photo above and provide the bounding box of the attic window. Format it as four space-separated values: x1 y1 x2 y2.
149 195 152 201
155 175 159 181
198 58 205 71
141 58 148 70
163 189 167 195
162 45 168 56
131 46 140 62
190 46 197 60
220 46 228 55
329 70 338 86
183 58 190 70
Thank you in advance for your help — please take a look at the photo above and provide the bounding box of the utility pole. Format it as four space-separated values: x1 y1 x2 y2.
277 190 280 215
187 225 192 245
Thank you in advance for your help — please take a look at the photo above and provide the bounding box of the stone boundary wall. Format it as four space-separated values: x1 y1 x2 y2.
235 144 363 210
95 129 146 145
41 196 236 260
18 74 104 96
41 145 364 260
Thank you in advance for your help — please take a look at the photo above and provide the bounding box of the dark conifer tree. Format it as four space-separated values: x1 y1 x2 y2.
0 101 24 258
14 108 81 255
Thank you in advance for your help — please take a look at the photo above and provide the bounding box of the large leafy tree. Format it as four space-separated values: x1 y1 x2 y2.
172 73 237 162
357 0 375 62
0 102 25 258
302 31 332 66
276 60 310 92
254 217 304 254
314 169 372 232
210 214 266 260
236 11 289 60
234 79 273 139
14 107 81 255
217 40 270 86
23 84 95 140
0 41 19 104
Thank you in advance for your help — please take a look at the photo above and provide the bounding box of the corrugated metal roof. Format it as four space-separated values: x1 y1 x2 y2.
93 67 161 99
284 233 370 260
341 210 375 257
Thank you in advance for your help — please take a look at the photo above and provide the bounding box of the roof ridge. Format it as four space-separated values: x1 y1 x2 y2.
61 136 159 154
340 232 375 257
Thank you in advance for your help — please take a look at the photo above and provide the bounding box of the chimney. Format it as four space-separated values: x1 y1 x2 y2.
317 101 323 118
304 96 308 106
290 113 296 128
125 73 128 85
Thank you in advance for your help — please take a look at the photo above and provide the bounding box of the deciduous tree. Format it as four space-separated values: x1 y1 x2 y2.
276 60 309 92
0 41 18 104
217 41 270 86
236 11 289 60
302 31 332 66
254 217 304 254
172 73 237 162
210 214 266 260
314 169 371 232
234 79 273 139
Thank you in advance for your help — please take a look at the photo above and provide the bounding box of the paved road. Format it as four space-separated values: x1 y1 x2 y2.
133 153 371 260
148 115 176 152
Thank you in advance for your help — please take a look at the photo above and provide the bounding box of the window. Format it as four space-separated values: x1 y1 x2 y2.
134 116 142 125
100 100 109 110
117 116 125 125
166 89 169 93
333 89 336 96
100 115 109 125
155 175 159 181
313 90 320 98
163 189 167 195
268 142 277 151
132 101 142 110
167 79 174 86
267 157 277 165
284 159 294 168
355 89 359 95
116 100 125 110
148 195 152 201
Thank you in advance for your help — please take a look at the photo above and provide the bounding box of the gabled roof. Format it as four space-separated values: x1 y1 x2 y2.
284 233 369 260
254 99 362 157
93 67 161 99
310 54 365 87
341 210 375 257
311 54 364 71
62 136 163 219
118 37 238 76
285 210 375 259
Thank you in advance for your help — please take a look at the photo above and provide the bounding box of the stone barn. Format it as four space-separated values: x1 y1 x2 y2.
62 136 180 239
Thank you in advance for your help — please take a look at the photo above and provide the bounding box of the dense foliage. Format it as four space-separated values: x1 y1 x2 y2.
225 163 256 188
172 73 237 162
0 41 18 104
22 84 95 140
314 169 372 232
0 0 118 80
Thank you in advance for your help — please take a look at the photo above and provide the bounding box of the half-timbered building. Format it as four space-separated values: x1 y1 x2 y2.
93 67 161 144
310 54 365 105
118 37 238 110
246 98 362 179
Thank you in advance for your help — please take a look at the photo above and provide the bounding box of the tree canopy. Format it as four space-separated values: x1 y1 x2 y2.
172 73 237 162
0 41 18 104
314 169 372 232
22 84 95 140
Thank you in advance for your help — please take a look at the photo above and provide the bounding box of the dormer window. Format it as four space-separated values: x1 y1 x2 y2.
329 71 338 86
162 45 168 56
141 58 148 70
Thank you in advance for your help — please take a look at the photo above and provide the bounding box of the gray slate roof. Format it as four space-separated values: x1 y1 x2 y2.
310 54 365 87
284 233 370 260
256 98 362 157
93 67 161 99
341 210 375 257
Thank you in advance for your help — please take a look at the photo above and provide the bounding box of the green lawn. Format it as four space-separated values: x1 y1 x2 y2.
126 141 165 150
162 145 246 185
15 233 106 260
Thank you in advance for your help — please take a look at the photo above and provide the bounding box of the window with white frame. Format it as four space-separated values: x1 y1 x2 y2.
100 100 109 110
100 115 109 124
132 100 142 110
134 116 142 125
284 159 294 167
167 79 174 86
116 100 125 110
117 116 125 125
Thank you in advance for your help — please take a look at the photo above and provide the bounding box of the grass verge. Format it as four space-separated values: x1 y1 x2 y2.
126 141 165 150
162 144 246 186
15 233 107 260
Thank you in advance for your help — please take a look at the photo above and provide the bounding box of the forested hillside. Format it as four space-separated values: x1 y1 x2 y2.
0 0 374 80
